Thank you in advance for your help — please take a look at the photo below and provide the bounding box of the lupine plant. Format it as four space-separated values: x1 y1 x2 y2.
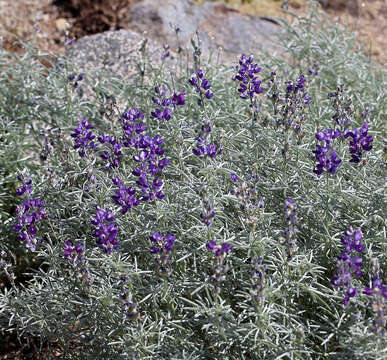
0 2 386 359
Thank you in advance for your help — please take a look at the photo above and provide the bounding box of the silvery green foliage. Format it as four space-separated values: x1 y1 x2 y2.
0 3 386 359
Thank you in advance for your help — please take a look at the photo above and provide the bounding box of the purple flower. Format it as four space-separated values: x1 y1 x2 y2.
119 286 140 321
15 174 32 196
91 207 120 254
158 158 171 169
312 128 342 175
12 197 48 251
63 241 92 291
120 114 170 202
233 54 263 101
122 108 145 123
231 173 239 182
64 240 84 258
343 286 358 306
151 88 186 121
172 92 186 108
328 84 354 128
150 232 175 253
189 68 214 100
71 118 98 157
364 279 387 299
343 122 373 163
206 240 216 251
205 90 214 99
64 241 84 266
206 241 232 257
192 119 222 160
341 227 365 253
111 177 139 214
130 138 167 202
285 75 306 93
308 63 319 76
201 78 210 90
68 73 84 88
219 243 232 254
362 258 387 335
97 134 123 169
206 240 232 293
150 232 176 277
363 258 387 300
64 36 74 46
332 226 365 306
296 74 306 90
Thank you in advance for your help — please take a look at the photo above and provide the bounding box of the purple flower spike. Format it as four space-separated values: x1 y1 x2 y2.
91 207 120 254
343 286 358 306
206 240 232 292
15 174 32 196
71 118 98 158
111 177 139 214
312 128 342 176
363 258 387 301
283 198 298 260
12 193 48 251
362 258 387 335
64 240 84 264
68 73 85 88
121 118 170 204
206 240 232 257
192 119 221 160
161 43 170 60
98 135 123 169
149 231 176 277
343 122 373 163
233 54 263 101
151 88 186 121
332 226 365 306
189 68 214 101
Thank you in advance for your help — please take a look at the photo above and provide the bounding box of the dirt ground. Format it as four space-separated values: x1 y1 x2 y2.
0 0 385 66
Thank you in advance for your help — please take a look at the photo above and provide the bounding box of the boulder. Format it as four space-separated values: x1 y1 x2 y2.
318 0 359 16
64 0 284 97
124 0 284 64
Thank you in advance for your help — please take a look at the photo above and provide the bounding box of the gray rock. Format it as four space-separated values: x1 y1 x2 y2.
64 0 285 99
125 0 285 64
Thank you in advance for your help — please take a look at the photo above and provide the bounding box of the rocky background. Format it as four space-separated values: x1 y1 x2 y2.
0 0 386 66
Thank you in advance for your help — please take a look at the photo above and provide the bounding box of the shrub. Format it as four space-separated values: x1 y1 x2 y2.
0 3 385 359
